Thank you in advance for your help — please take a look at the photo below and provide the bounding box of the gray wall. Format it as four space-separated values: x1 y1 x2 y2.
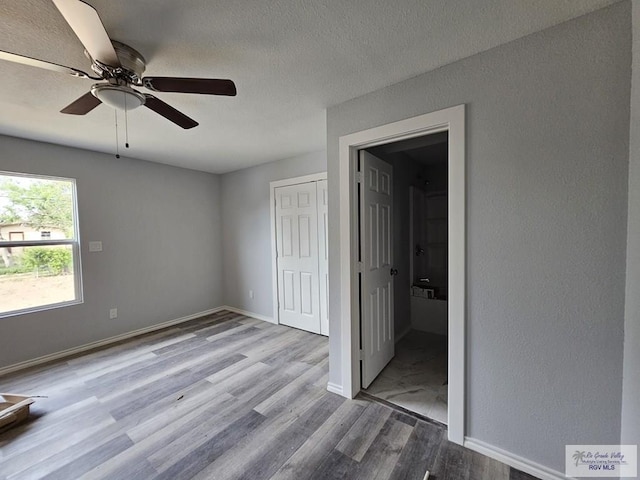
389 155 412 337
327 3 630 473
220 150 327 318
0 135 223 368
622 0 640 447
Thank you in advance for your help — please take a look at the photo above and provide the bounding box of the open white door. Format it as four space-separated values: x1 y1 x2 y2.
275 182 321 334
360 150 395 388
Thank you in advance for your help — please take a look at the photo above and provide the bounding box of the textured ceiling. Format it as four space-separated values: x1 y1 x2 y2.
0 0 622 173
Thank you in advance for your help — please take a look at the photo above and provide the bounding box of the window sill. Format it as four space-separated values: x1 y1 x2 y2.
0 298 84 320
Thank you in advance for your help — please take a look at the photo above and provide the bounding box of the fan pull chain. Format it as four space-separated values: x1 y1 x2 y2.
114 110 120 159
124 93 130 148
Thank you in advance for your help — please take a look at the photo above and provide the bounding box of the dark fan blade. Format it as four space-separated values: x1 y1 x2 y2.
0 50 99 79
61 92 102 115
52 0 120 67
143 95 198 129
143 77 236 96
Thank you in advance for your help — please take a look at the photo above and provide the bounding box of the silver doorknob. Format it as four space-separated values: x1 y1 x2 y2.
390 268 398 276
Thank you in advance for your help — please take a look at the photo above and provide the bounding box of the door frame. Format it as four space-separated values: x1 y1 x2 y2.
337 104 465 444
270 172 328 328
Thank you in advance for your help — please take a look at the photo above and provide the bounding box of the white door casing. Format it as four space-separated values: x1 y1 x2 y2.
360 150 394 388
317 179 329 336
275 182 321 334
336 105 465 445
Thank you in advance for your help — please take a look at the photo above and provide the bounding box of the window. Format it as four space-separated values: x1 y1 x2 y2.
0 171 82 317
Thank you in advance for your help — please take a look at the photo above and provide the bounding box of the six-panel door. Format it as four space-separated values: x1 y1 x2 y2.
275 182 322 334
360 150 395 388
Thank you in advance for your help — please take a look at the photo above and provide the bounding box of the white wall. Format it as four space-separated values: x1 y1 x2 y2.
327 3 630 473
622 0 640 447
0 135 223 368
220 150 327 318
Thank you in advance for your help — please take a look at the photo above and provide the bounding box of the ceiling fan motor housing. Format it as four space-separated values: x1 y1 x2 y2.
88 40 147 84
112 41 146 78
87 41 148 111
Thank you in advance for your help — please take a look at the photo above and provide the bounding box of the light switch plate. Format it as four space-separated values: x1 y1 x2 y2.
89 241 103 252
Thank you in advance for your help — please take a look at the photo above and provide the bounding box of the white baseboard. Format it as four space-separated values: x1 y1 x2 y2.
464 437 572 480
0 306 227 377
327 382 345 397
221 305 275 324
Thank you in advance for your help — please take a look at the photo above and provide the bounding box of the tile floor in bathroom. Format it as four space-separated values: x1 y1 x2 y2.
365 329 448 424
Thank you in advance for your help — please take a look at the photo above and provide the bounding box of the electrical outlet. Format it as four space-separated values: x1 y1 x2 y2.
249 290 254 299
109 308 118 319
89 241 103 252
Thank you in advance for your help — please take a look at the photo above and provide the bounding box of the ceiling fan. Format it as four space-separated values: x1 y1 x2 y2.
0 0 237 129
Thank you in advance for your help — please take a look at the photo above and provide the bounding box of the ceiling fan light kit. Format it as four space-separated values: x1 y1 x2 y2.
0 0 237 129
91 84 145 111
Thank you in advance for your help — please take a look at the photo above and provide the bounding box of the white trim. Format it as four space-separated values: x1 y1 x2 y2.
327 382 344 396
269 172 328 190
0 171 84 320
447 105 466 444
221 305 275 324
464 437 573 480
337 105 466 445
269 172 328 327
0 298 83 320
0 239 78 248
0 307 226 377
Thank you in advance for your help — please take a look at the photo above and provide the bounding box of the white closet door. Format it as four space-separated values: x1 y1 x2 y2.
317 180 329 336
275 182 321 334
360 150 394 388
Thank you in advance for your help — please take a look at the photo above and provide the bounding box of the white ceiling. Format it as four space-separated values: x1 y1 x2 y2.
0 0 621 174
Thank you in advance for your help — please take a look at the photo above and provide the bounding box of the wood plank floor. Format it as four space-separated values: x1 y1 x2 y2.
0 311 538 480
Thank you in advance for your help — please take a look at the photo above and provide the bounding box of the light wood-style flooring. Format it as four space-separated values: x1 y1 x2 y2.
0 311 537 479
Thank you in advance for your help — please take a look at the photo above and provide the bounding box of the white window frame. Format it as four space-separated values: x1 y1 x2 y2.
0 170 83 318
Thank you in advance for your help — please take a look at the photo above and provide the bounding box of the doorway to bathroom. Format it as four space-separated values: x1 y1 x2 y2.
360 131 449 425
337 105 465 443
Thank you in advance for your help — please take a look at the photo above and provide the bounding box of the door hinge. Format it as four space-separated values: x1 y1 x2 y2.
356 171 363 183
357 261 364 272
359 349 364 360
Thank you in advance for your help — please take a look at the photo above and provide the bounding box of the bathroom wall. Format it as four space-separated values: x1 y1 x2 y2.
410 297 448 336
393 153 422 337
412 160 448 293
410 156 448 335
